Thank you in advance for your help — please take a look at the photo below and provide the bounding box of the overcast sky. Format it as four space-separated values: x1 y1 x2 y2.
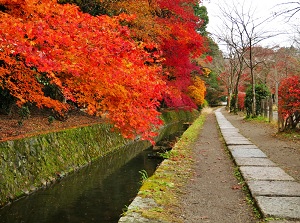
202 0 299 51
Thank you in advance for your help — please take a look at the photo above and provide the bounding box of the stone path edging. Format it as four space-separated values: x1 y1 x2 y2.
216 108 300 221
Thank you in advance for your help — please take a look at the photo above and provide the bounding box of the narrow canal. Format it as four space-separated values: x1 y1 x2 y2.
0 147 162 223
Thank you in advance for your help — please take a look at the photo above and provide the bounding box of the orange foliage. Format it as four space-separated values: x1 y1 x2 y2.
0 0 165 142
103 0 208 109
188 76 206 106
106 0 163 43
0 0 209 142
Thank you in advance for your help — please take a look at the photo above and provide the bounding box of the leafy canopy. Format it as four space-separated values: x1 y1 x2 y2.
0 0 209 142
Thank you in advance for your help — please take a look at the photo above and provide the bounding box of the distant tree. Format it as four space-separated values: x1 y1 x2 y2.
268 46 300 106
278 75 300 130
245 84 270 117
215 1 277 116
238 92 246 111
203 70 222 106
193 3 223 106
188 76 206 107
194 5 209 35
203 48 226 106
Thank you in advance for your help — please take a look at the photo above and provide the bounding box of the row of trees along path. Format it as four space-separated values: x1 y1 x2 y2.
0 0 211 143
208 1 300 132
1 1 299 142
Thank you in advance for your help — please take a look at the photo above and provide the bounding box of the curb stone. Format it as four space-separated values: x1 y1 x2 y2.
118 196 168 223
216 108 300 220
268 221 300 223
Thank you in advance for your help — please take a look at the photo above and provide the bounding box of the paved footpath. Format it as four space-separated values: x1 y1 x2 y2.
216 108 300 222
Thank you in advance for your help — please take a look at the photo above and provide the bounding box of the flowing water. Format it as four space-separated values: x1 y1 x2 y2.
0 147 162 223
0 122 187 223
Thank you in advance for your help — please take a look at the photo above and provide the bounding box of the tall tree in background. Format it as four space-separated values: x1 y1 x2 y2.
156 0 209 109
278 75 300 130
265 46 299 106
193 4 223 106
194 4 209 35
215 1 277 116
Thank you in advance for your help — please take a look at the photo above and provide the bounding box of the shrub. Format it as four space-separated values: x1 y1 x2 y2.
278 76 300 130
238 92 246 111
230 92 246 112
245 84 270 117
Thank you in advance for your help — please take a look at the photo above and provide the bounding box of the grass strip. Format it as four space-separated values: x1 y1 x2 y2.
134 109 208 222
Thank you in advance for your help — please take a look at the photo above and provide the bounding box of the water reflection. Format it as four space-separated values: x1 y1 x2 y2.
0 147 161 223
0 120 188 223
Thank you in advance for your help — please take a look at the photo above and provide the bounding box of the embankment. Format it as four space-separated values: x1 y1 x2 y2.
0 110 198 207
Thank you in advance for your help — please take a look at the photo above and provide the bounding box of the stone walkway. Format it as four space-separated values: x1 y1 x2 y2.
216 108 300 221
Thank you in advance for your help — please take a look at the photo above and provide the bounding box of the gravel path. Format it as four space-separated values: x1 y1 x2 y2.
180 108 256 223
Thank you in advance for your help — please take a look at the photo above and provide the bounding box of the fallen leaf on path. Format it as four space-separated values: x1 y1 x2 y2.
200 216 209 219
231 185 242 190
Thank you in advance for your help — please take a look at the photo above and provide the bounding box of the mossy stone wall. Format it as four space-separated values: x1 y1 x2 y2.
0 110 199 207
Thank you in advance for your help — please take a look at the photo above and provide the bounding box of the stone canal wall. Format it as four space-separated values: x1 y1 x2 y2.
0 110 198 207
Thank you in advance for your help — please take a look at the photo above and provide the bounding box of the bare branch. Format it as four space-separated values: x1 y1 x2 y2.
273 1 300 21
211 0 284 115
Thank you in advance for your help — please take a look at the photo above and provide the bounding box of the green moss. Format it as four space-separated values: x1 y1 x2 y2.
133 112 206 223
0 110 198 207
160 109 198 124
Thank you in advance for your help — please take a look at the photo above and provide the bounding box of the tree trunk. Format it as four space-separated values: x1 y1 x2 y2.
275 81 279 107
269 97 273 122
228 89 232 111
249 39 256 117
233 78 240 114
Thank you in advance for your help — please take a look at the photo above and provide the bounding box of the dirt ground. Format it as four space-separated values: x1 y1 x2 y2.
179 108 257 223
179 107 300 223
0 109 103 142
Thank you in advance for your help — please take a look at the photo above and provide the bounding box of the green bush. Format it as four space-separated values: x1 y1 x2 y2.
245 84 270 117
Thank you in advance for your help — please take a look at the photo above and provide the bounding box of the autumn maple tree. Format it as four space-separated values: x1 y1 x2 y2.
188 76 206 107
278 76 300 130
157 0 209 109
98 0 209 108
0 0 166 141
0 0 209 142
